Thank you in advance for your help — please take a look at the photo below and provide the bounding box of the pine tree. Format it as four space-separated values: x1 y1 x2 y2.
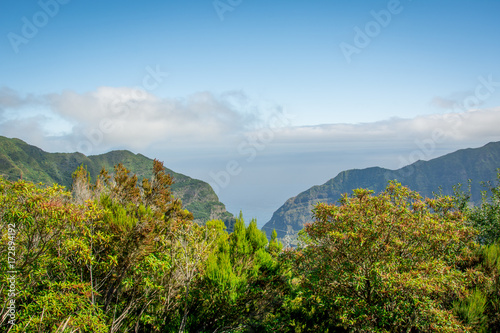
267 229 283 256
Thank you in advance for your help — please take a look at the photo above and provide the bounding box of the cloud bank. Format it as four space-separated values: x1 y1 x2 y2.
1 87 269 154
1 86 500 159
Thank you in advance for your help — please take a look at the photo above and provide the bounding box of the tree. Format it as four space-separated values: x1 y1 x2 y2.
292 181 479 331
78 159 195 332
175 223 217 333
267 229 283 257
468 170 500 245
0 159 204 332
480 242 500 330
0 177 108 332
1 160 292 332
230 212 251 263
246 218 268 253
449 170 500 330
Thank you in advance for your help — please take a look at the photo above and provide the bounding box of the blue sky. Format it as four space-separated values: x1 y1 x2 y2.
1 0 500 226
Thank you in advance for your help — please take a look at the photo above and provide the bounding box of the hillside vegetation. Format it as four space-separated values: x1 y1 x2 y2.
1 164 499 332
0 136 233 226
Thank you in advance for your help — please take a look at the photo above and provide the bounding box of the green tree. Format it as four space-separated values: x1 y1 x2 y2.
0 177 108 332
292 182 479 332
186 214 289 332
449 172 500 330
453 289 488 332
78 159 196 332
469 171 500 245
0 160 291 332
477 242 500 330
267 229 283 257
0 159 209 332
246 218 268 252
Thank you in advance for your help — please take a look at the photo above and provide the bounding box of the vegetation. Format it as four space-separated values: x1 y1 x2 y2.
293 182 479 331
1 159 500 331
468 173 500 246
0 136 234 226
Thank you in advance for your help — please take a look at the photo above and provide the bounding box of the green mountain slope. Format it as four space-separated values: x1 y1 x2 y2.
0 136 234 227
263 141 500 239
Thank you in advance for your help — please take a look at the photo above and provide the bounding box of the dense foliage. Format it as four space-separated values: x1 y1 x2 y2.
293 183 480 331
1 162 499 332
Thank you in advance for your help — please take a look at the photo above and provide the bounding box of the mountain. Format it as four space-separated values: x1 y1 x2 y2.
0 136 234 227
263 141 500 239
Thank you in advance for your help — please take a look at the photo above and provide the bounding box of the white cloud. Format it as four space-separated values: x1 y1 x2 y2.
0 86 499 159
0 87 268 154
271 108 500 145
0 115 51 147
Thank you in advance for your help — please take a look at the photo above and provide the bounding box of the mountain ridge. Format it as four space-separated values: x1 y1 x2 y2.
263 141 500 239
0 136 234 227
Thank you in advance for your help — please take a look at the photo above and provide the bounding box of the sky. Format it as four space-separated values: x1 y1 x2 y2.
1 0 500 228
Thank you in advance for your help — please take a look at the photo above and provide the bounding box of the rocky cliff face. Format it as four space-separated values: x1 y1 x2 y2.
263 142 500 240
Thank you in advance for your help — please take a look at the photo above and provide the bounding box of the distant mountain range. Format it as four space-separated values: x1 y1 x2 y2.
0 136 234 227
3 136 499 240
262 141 500 239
